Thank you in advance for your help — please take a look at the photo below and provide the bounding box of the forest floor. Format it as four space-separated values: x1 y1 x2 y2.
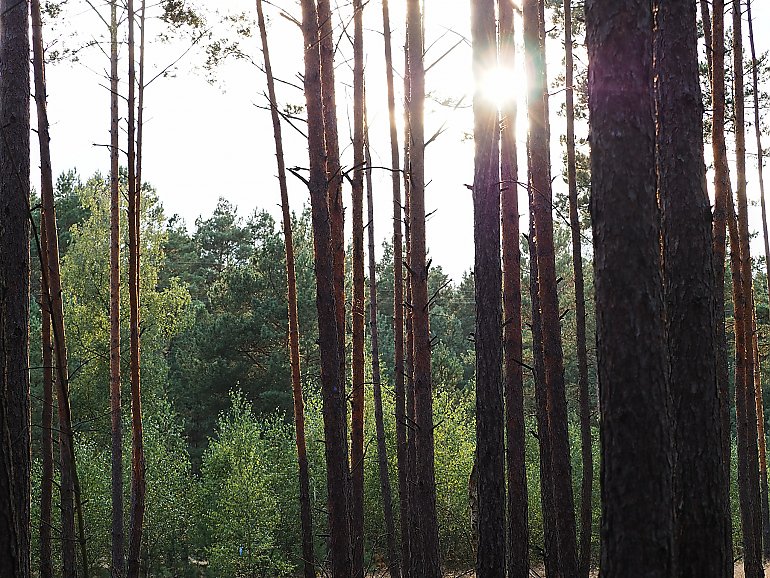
364 564 770 577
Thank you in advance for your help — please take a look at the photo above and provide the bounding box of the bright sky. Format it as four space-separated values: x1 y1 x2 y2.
35 0 770 282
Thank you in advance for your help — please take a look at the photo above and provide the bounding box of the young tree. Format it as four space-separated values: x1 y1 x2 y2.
586 1 673 576
523 0 578 573
351 1 366 575
563 1 593 573
470 1 505 576
255 2 315 576
654 0 730 573
498 1 528 576
0 1 31 574
406 0 441 574
299 2 351 576
380 1 410 573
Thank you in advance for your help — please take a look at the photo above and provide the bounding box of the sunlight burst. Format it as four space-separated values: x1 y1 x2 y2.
479 65 524 110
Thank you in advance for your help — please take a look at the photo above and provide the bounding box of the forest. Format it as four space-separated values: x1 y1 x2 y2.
1 0 770 576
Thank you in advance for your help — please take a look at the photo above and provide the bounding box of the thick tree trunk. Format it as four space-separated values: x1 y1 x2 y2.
256 2 315 575
709 3 736 567
300 2 352 576
586 1 673 576
562 1 593 574
351 1 366 575
654 1 731 575
523 0 578 574
749 0 770 559
406 1 441 573
380 1 409 574
127 0 147 574
498 2 528 577
0 1 31 574
365 127 401 578
470 1 505 576
109 1 124 575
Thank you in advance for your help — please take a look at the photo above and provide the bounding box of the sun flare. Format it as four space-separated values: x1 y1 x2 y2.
479 65 526 110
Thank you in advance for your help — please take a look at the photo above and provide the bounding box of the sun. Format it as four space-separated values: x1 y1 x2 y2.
479 64 526 111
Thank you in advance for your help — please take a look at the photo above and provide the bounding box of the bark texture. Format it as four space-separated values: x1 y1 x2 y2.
0 1 31 573
586 1 673 575
654 1 730 574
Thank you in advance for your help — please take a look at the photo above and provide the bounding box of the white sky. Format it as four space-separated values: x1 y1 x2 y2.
34 0 770 282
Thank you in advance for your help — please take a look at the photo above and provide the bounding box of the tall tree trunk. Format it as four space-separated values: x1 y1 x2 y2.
30 2 91 574
109 1 124 575
380 0 409 573
709 2 736 567
299 2 352 576
40 218 54 578
523 0 578 574
406 0 441 574
403 31 420 578
256 2 315 576
127 0 147 573
0 0 30 574
562 1 592 574
586 1 673 576
498 2 528 577
654 1 731 574
351 1 366 575
749 0 770 559
365 124 401 578
470 1 505 576
317 0 347 420
733 1 765 572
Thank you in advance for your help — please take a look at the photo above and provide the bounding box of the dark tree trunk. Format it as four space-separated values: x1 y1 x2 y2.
406 0 441 573
523 0 578 574
470 1 505 576
300 2 352 576
749 0 770 559
256 2 315 575
708 3 736 567
351 1 366 575
127 0 147 573
562 1 593 574
654 1 730 574
108 1 124 575
365 126 401 578
317 0 347 417
380 0 409 573
586 1 673 576
498 2 528 577
0 0 31 574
